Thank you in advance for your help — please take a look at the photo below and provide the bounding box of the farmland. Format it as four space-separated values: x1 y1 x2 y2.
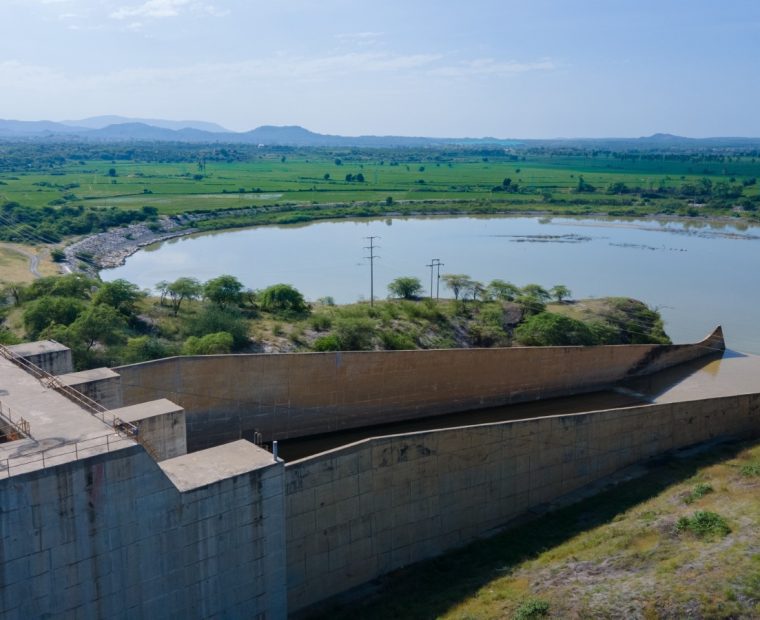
1 145 759 229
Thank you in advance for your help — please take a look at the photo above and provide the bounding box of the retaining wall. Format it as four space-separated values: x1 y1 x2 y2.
284 390 759 613
0 444 286 619
116 329 723 452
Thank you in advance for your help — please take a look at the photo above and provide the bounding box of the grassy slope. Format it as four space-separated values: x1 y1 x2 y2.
318 439 760 620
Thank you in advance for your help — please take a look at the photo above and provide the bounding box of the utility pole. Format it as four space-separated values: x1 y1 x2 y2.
434 259 444 300
426 258 442 299
364 236 380 306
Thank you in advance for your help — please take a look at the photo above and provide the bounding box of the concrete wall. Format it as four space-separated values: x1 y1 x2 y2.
284 390 759 613
8 341 73 375
57 368 123 410
112 399 187 461
116 329 723 452
0 443 286 620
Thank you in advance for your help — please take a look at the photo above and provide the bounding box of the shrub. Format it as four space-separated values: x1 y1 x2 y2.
739 462 760 477
684 482 714 504
334 317 376 350
309 314 332 332
260 283 308 314
182 332 234 355
515 312 597 346
676 511 731 539
513 598 550 620
312 334 341 351
121 336 173 363
185 306 249 349
380 331 416 350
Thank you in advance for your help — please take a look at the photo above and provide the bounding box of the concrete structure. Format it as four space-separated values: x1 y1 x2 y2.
111 399 187 461
116 328 725 452
7 340 72 375
58 367 123 409
1 331 758 619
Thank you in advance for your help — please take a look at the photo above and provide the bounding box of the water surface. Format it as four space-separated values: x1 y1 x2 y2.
103 215 760 353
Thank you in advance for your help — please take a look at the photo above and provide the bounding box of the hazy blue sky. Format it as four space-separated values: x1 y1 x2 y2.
2 0 759 137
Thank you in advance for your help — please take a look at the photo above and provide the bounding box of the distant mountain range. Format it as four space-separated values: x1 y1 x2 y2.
0 117 758 148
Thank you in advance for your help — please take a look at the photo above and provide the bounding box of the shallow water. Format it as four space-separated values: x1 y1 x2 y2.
102 215 760 353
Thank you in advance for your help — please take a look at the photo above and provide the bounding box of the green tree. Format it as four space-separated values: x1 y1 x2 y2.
23 296 84 336
487 279 520 301
387 276 423 300
93 279 144 318
66 304 127 351
515 312 597 346
550 285 572 303
259 283 308 314
441 274 472 301
203 275 243 309
521 284 551 301
186 306 249 349
167 277 202 316
122 336 172 363
514 294 546 317
155 280 170 306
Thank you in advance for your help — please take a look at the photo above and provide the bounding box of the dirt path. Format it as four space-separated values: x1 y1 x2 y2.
0 243 43 280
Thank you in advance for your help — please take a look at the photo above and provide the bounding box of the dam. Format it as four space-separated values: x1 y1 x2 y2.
1 328 759 618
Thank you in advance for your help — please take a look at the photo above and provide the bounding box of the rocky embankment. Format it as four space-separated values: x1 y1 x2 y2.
63 216 198 275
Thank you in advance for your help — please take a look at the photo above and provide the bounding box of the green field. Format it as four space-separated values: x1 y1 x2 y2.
1 149 759 217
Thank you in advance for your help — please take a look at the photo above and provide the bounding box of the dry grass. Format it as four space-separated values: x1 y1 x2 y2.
0 243 58 283
318 439 760 620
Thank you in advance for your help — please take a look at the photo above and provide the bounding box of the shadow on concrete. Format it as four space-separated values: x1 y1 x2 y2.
306 438 753 620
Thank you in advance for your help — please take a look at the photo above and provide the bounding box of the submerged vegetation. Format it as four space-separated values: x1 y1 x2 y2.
0 273 668 370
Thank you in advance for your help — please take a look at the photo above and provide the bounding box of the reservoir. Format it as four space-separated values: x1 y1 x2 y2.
102 215 760 354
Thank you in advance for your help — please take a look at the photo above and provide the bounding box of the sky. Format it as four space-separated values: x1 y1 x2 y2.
1 0 759 138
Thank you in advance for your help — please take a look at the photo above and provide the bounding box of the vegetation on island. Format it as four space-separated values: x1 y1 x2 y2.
0 272 668 370
319 438 760 619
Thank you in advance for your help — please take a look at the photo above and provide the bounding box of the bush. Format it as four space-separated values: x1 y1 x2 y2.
515 312 597 346
260 283 308 314
739 462 760 477
121 336 173 363
513 598 550 619
182 332 234 355
684 482 714 504
312 334 341 351
309 314 332 332
676 511 731 539
23 296 85 336
334 317 376 350
380 331 416 350
185 306 249 349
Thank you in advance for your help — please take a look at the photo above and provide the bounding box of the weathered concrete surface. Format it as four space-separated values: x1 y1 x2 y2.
116 328 724 452
111 399 187 461
0 443 287 619
0 357 134 477
285 383 760 613
7 340 73 375
57 367 123 409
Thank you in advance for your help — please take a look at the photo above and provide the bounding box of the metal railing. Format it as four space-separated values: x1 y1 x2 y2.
0 343 138 435
0 399 31 441
1 431 134 479
0 343 163 469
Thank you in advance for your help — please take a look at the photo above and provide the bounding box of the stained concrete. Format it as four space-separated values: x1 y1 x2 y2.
160 439 276 491
7 340 73 375
57 367 123 409
116 327 725 452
